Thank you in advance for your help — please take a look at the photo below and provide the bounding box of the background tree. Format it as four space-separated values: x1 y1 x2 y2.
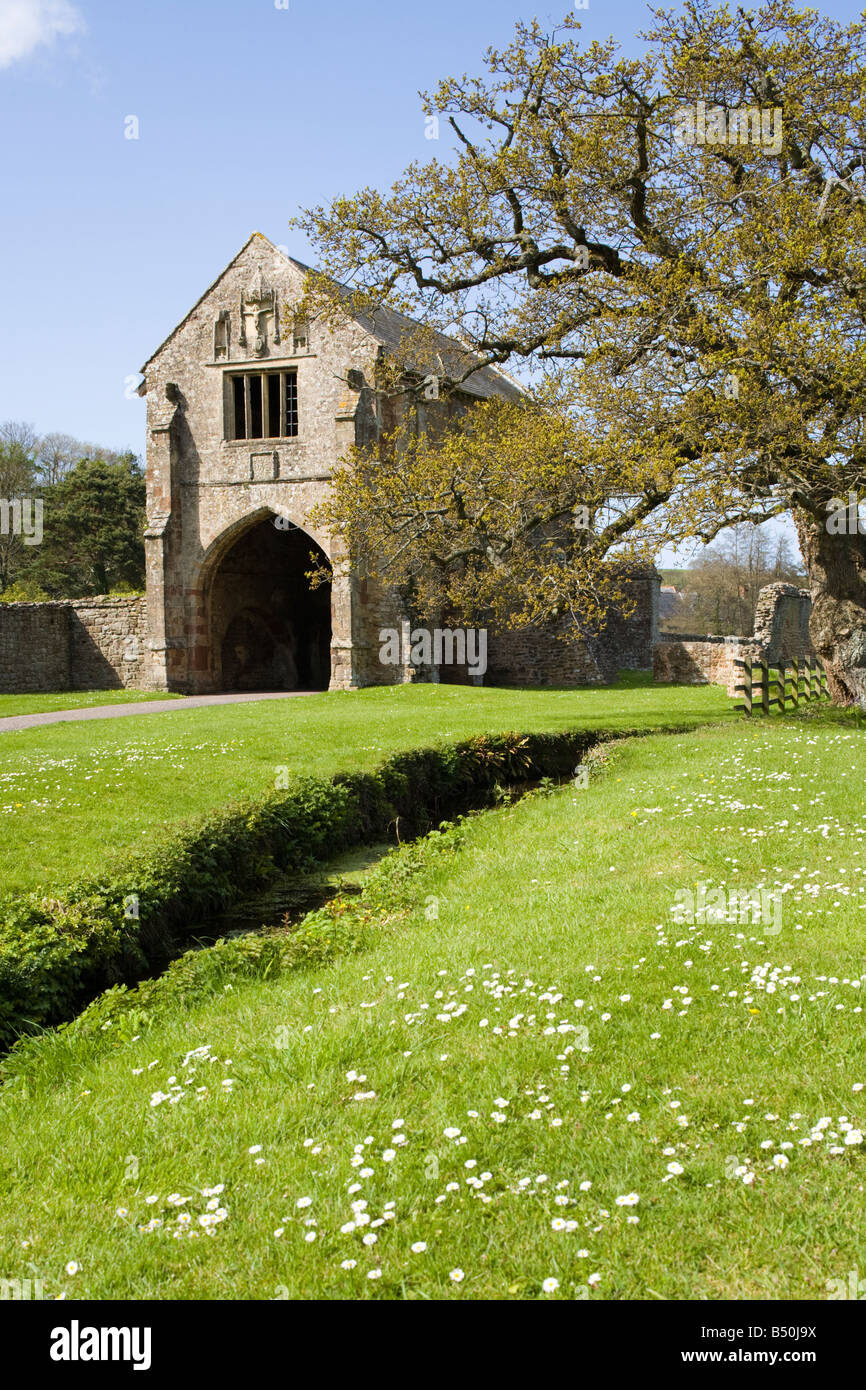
34 433 128 487
0 422 39 593
299 2 866 703
0 422 144 597
20 455 145 598
661 524 806 634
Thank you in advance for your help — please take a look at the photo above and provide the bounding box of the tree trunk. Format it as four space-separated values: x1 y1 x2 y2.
795 507 866 707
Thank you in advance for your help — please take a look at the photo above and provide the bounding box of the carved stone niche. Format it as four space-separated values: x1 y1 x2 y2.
214 310 230 360
239 267 281 358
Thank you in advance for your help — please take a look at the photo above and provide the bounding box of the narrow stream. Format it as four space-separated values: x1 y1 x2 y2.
185 841 395 946
182 780 561 948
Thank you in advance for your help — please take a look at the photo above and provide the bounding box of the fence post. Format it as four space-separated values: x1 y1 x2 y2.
759 660 769 716
733 657 750 715
743 657 753 716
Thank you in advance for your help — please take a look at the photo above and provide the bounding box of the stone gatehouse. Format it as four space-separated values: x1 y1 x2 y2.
0 234 660 695
139 233 527 694
136 232 658 695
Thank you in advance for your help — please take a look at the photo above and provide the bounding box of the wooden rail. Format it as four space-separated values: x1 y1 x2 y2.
733 657 829 715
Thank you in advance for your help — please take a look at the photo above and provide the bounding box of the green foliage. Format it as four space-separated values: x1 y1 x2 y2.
299 3 866 700
25 820 468 1061
0 580 50 603
0 682 730 897
1 719 863 1300
20 456 145 598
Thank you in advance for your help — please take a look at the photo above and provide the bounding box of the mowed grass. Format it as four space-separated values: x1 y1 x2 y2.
0 691 185 719
1 715 864 1301
0 677 729 896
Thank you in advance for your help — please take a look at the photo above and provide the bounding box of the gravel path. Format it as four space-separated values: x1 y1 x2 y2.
0 690 319 734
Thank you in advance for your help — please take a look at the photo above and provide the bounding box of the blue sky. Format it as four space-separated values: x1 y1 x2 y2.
0 0 859 564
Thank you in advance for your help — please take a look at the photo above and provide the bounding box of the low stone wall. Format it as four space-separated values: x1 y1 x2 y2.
70 598 149 691
486 624 607 687
0 597 149 694
0 569 661 695
484 570 661 687
654 584 814 694
0 604 72 693
654 637 759 695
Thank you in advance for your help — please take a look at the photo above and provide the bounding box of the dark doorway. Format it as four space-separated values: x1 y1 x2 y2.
210 518 332 692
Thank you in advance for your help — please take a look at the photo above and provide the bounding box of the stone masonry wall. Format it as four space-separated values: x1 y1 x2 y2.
0 597 149 694
70 597 149 691
654 584 814 695
475 571 660 687
0 604 71 693
653 636 759 694
752 583 813 664
486 623 607 687
142 236 381 694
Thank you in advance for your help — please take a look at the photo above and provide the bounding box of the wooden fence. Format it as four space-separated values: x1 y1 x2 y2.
733 657 829 715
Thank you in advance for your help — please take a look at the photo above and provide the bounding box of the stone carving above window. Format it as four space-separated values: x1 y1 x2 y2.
292 320 311 355
239 267 281 357
250 450 278 481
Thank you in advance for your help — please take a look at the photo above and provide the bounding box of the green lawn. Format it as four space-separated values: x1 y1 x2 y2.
2 714 863 1300
0 691 184 719
0 677 729 896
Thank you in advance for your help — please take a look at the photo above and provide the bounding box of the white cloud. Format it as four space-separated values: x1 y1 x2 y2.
0 0 85 70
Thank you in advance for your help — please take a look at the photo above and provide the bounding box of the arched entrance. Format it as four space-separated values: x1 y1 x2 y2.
208 515 332 692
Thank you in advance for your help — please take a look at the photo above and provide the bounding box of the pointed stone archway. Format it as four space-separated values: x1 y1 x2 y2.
203 510 333 693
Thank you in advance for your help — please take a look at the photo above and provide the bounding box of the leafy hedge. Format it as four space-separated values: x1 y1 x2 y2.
0 729 596 1046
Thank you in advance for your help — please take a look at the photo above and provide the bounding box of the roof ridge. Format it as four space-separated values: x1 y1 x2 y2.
139 233 524 400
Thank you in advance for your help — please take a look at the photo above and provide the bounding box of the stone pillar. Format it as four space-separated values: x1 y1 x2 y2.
143 390 179 692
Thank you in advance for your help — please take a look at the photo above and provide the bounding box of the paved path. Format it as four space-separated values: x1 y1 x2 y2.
0 691 319 735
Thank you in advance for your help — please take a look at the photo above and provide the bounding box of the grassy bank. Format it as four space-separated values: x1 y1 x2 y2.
1 714 863 1300
0 678 729 895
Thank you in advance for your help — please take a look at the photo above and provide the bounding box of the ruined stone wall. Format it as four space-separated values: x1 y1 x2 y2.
597 572 660 673
653 636 758 694
486 624 606 687
654 583 814 694
0 597 148 694
752 583 813 664
462 571 660 688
